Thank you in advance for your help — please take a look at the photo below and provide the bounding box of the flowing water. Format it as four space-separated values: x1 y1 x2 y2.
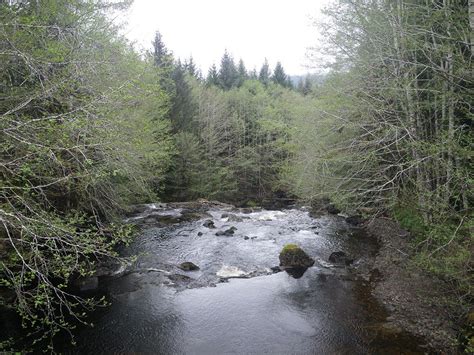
32 204 425 353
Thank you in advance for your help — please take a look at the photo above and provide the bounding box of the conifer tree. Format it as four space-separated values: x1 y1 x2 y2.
218 50 238 90
170 60 195 132
152 31 173 68
237 58 248 87
206 64 219 86
249 68 258 80
152 31 175 94
258 58 271 86
272 61 288 87
186 56 197 77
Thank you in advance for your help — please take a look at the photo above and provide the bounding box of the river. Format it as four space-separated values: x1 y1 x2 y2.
53 203 424 354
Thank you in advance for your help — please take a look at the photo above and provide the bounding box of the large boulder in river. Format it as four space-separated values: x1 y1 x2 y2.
279 244 315 268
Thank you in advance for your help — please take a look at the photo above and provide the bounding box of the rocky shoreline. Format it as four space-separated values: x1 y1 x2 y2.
362 217 461 354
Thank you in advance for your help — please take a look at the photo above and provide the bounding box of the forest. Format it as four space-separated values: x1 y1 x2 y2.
0 0 472 352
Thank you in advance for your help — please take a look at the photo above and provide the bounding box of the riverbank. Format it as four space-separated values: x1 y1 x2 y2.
362 217 461 353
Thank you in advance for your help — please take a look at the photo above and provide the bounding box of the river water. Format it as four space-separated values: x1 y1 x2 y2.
55 203 424 354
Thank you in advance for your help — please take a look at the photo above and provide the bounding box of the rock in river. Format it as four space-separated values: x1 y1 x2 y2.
279 244 315 268
203 219 215 228
178 262 200 271
215 226 237 236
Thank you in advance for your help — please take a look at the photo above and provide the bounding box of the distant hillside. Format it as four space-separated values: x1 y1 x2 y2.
289 73 327 86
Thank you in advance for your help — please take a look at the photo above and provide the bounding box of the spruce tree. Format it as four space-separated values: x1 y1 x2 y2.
206 64 219 86
237 58 248 87
152 31 173 68
186 56 197 77
170 60 196 132
152 31 175 94
272 61 288 87
258 58 271 86
218 50 238 90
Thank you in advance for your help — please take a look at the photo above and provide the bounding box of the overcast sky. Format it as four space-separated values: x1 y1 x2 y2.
124 0 331 76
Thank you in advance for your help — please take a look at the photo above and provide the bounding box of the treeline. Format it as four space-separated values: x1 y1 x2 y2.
287 0 472 301
151 32 315 204
205 52 294 90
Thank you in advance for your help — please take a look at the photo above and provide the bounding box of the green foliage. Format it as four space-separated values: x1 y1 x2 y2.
218 50 239 90
164 78 303 203
258 58 271 86
0 0 173 348
272 62 289 87
392 203 427 238
206 64 219 86
284 0 473 321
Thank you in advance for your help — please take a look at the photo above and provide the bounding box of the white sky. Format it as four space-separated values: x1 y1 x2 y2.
123 0 332 76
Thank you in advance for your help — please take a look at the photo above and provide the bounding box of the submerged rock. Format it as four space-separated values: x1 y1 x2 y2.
243 236 250 240
215 226 237 236
203 219 215 229
328 251 353 265
279 244 315 268
178 262 200 271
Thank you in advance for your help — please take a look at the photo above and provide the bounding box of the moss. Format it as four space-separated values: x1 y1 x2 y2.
281 243 300 253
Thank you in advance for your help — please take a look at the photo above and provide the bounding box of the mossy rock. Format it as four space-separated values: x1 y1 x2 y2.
279 244 314 268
